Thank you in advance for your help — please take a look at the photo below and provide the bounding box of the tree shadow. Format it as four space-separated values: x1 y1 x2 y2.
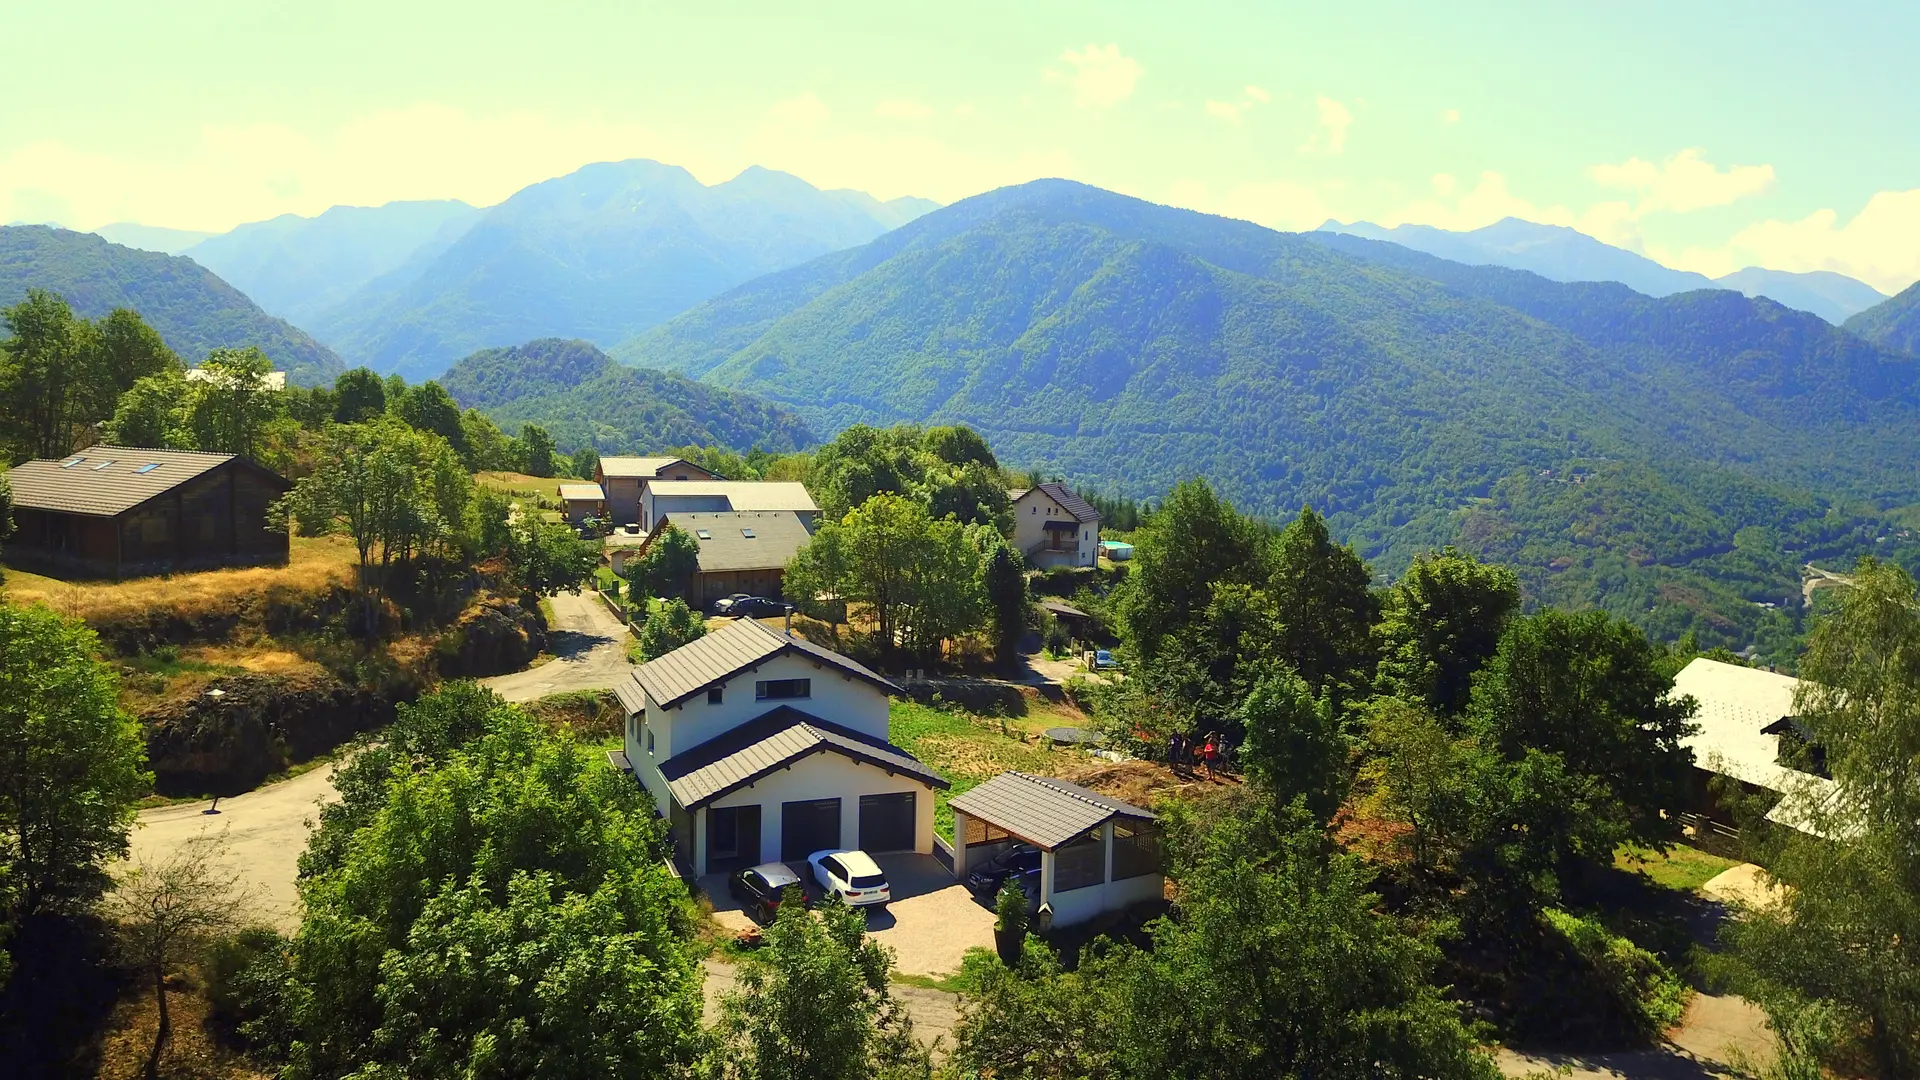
0 913 125 1079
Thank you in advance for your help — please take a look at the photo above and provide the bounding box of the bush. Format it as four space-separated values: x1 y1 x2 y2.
203 925 293 1058
1514 908 1691 1046
635 599 706 661
995 878 1030 937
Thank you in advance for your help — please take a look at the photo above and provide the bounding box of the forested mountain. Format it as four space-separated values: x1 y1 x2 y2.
183 200 479 324
0 225 344 385
1320 217 1886 323
91 222 216 254
441 337 813 455
1847 279 1920 356
619 179 1920 651
306 161 937 382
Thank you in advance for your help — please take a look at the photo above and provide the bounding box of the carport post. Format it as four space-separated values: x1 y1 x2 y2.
1040 849 1056 908
692 808 707 877
951 810 971 876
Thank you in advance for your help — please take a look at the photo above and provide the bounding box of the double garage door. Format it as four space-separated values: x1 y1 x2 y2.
778 792 917 860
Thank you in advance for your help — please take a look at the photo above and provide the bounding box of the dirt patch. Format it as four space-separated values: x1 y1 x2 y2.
1052 758 1240 810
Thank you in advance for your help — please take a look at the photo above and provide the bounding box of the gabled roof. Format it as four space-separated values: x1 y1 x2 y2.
1014 482 1099 523
660 705 947 808
557 483 606 501
625 616 900 709
599 456 709 479
947 771 1154 850
652 510 812 573
1672 657 1844 839
647 480 818 513
5 447 286 517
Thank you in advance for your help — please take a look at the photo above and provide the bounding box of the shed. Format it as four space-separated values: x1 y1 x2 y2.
948 772 1163 927
1099 540 1134 561
556 482 606 526
4 446 290 579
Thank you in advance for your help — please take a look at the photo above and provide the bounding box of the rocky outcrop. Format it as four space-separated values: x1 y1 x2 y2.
433 595 547 677
143 670 404 796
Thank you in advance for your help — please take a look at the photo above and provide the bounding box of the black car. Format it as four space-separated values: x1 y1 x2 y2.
728 862 806 923
965 844 1043 896
714 595 786 618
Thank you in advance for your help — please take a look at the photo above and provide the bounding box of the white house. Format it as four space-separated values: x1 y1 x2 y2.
611 617 947 876
1673 656 1840 839
949 772 1164 927
1009 483 1101 568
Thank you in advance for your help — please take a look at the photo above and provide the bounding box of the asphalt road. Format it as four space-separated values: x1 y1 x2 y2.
480 589 634 702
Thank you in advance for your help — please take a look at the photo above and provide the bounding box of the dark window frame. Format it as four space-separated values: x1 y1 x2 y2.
756 678 811 701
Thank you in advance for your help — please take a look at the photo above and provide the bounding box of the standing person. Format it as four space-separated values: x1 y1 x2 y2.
1168 731 1185 775
1202 731 1219 781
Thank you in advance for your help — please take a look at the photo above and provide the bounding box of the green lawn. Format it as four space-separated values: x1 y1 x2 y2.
888 699 1059 841
1614 843 1740 892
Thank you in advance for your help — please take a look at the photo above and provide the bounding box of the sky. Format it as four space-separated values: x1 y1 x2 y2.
4 1 1918 293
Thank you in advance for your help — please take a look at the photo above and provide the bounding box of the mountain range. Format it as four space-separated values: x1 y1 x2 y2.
1847 279 1920 356
92 222 216 254
1319 217 1888 324
0 225 345 385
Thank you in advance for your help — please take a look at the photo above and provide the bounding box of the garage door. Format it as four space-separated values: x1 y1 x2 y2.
780 798 842 861
859 792 917 853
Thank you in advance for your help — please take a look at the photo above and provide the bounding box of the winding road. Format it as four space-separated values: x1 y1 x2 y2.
480 589 634 702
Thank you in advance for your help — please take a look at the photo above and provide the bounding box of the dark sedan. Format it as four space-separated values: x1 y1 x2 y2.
728 862 806 923
713 595 787 618
965 844 1043 896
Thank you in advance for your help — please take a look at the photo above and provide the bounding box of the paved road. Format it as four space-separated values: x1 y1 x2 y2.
1496 988 1774 1079
130 761 344 932
480 589 633 703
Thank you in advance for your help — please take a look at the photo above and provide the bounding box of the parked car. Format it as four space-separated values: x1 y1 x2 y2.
807 849 891 908
727 862 806 923
1093 649 1118 670
712 594 786 618
965 843 1042 896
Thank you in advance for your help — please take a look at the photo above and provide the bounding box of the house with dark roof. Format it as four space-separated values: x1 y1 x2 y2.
1009 483 1101 568
4 446 290 579
612 510 813 607
949 772 1163 926
610 616 947 876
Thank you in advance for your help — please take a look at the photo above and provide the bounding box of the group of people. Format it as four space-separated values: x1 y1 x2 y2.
1165 729 1232 781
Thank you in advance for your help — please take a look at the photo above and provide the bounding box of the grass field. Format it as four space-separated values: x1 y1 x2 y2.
3 534 358 627
1614 843 1741 892
888 697 1072 839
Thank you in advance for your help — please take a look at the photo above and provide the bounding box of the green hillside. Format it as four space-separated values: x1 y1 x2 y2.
0 225 345 385
1846 278 1920 356
441 337 813 455
618 180 1920 655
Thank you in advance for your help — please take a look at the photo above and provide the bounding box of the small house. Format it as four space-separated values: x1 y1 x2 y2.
1010 483 1101 568
556 482 606 526
1673 657 1840 841
610 617 948 877
595 456 718 526
949 772 1163 927
613 510 812 606
4 446 290 579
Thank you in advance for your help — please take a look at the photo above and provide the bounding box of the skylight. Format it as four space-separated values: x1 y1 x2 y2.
136 463 162 474
91 460 116 471
741 528 756 538
696 530 712 540
59 457 84 468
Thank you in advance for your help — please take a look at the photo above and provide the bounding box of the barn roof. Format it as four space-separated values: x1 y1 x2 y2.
624 615 898 709
5 447 285 518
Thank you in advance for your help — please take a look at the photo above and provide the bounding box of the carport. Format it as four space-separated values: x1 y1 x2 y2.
948 772 1164 928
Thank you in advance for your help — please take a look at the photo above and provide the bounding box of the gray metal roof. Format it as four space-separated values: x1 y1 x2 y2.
613 678 649 716
625 616 900 709
662 510 812 573
5 446 283 517
660 706 947 808
947 771 1154 850
647 481 819 513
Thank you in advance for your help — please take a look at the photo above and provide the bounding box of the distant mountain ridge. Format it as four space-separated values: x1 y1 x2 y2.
0 225 345 385
302 160 939 382
183 200 480 325
92 223 216 254
1317 217 1887 323
440 337 813 455
1847 280 1920 356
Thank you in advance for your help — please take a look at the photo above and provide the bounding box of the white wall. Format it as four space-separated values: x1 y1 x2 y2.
1011 490 1098 568
662 651 891 755
1033 821 1165 928
698 752 936 874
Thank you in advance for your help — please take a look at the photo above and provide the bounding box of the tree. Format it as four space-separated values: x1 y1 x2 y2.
285 696 702 1079
106 370 190 449
1720 559 1920 1078
568 445 600 481
793 495 988 668
518 423 558 477
505 515 599 597
1376 548 1520 716
1236 667 1347 822
625 523 701 602
1117 479 1263 666
331 367 387 424
94 308 180 392
102 830 249 1080
0 605 150 925
953 940 1117 1080
1266 507 1378 703
982 538 1029 668
460 409 515 471
184 346 282 458
394 380 469 462
636 599 706 660
712 893 927 1080
1 289 100 459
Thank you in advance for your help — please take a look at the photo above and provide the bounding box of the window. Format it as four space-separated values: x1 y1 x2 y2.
823 855 846 879
708 687 724 705
696 529 712 540
647 728 655 754
850 873 885 889
59 457 84 468
91 460 116 470
963 818 1014 845
741 528 755 538
1053 829 1106 892
1112 821 1163 881
756 678 810 700
136 463 162 474
1030 506 1037 514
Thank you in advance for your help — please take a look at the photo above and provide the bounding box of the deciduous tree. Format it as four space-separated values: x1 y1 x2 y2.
1376 548 1520 716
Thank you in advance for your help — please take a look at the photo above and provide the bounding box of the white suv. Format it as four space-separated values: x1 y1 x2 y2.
807 849 891 908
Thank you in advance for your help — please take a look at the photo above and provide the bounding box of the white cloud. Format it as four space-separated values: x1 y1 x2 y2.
1589 147 1773 213
767 93 830 129
1299 96 1353 156
1244 85 1271 104
1700 188 1920 294
1430 172 1457 197
875 99 932 121
1441 108 1460 124
1204 85 1272 123
1204 100 1242 121
1050 44 1142 108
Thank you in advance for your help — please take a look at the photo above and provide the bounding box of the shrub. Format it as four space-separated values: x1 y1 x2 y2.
635 599 706 661
1518 908 1691 1046
202 925 293 1058
995 878 1030 937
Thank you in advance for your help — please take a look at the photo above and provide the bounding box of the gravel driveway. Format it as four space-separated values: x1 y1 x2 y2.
480 589 633 702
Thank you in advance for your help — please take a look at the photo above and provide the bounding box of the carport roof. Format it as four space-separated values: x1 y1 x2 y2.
659 705 948 809
947 771 1155 850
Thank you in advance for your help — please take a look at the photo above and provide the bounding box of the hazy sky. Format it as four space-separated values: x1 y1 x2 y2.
5 1 1917 291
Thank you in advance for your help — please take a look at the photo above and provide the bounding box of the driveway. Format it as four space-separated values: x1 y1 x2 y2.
480 589 633 703
1496 991 1773 1078
130 760 344 932
700 852 996 977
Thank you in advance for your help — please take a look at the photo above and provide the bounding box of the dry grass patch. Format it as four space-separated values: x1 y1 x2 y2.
4 535 357 627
